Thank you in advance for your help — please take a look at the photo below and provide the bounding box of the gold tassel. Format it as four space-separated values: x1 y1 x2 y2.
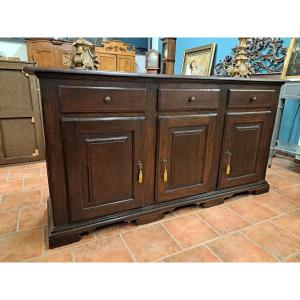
226 163 230 175
138 170 143 184
163 169 168 183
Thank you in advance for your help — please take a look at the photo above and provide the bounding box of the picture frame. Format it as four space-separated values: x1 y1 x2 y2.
281 38 300 80
181 43 216 76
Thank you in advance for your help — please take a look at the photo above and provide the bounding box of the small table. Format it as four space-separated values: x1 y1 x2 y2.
268 81 300 166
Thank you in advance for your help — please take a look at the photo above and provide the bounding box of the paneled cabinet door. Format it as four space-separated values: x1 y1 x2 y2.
219 111 272 189
156 114 217 203
61 116 145 222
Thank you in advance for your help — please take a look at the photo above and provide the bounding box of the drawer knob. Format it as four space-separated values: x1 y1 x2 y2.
189 96 196 102
250 96 257 102
104 96 111 103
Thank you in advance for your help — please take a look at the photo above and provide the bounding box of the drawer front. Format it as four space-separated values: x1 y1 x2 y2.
58 85 146 113
158 88 220 111
228 89 276 108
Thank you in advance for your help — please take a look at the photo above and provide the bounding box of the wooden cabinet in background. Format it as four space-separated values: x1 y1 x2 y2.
0 60 45 165
26 38 73 69
26 39 136 72
28 67 283 248
95 40 135 72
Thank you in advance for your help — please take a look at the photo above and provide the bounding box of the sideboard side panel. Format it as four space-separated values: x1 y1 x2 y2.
39 79 70 226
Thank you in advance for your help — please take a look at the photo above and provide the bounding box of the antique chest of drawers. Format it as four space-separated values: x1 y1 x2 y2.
26 67 283 248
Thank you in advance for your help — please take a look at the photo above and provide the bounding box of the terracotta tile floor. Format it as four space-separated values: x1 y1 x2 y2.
0 155 300 262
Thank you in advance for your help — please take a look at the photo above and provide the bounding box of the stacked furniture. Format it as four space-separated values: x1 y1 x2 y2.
26 39 136 72
0 60 44 165
27 67 283 248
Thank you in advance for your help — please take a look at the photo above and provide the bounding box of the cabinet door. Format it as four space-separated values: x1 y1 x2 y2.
96 53 117 71
156 114 217 202
61 116 145 222
0 68 45 165
219 111 272 189
117 55 135 72
28 42 59 68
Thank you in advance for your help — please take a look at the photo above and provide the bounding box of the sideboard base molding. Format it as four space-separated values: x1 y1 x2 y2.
47 180 269 248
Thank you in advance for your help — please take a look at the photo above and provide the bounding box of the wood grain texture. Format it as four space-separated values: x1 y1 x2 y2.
30 67 282 248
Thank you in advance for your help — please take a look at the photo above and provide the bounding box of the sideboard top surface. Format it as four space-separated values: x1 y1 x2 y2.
25 67 284 85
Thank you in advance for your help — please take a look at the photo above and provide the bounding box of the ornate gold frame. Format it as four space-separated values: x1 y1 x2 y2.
180 43 216 76
281 38 300 80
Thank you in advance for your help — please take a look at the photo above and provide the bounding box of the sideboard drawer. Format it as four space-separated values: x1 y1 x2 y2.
158 88 220 111
228 89 276 108
59 85 146 113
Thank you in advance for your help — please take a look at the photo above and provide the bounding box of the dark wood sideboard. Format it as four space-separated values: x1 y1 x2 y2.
25 67 284 248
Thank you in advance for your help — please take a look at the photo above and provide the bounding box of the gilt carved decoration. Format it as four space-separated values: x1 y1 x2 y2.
214 38 287 76
70 38 99 70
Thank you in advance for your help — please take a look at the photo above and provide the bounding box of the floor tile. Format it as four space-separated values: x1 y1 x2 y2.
164 246 221 262
0 165 26 173
19 204 47 230
0 228 43 262
243 222 300 260
73 235 132 262
0 173 8 180
8 168 41 180
163 214 218 248
197 205 250 235
252 192 299 213
283 253 300 262
271 211 300 238
41 187 49 203
207 232 276 262
0 189 42 210
273 185 300 204
24 176 48 189
29 250 73 262
122 223 181 262
0 179 23 194
25 162 46 169
266 173 298 189
227 197 276 224
274 169 300 182
0 209 17 235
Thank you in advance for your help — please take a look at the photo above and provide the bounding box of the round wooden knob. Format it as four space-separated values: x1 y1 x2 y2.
250 96 257 102
104 96 111 103
189 96 196 102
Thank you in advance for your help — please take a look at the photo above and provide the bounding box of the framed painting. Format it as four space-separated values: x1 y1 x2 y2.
281 38 300 79
181 43 216 76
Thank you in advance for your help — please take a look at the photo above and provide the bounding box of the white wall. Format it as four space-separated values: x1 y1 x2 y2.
135 54 146 73
0 41 28 61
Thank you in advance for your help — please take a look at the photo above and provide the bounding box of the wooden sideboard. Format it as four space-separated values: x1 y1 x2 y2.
26 39 136 72
26 67 283 248
0 60 45 165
